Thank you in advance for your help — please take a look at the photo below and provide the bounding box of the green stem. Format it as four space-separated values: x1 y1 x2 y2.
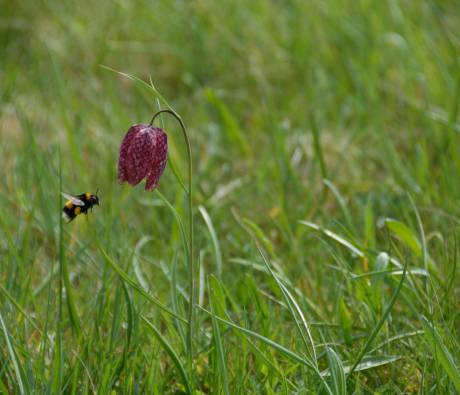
150 109 194 387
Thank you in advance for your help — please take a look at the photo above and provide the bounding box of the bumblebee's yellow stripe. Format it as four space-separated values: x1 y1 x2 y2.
75 207 81 215
65 201 73 208
86 193 91 200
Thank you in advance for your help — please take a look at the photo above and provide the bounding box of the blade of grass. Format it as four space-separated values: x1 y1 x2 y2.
100 65 172 110
199 205 223 278
338 297 352 346
0 312 29 394
254 242 317 365
323 355 401 376
229 257 326 320
53 156 64 393
207 275 294 388
205 89 250 155
171 253 187 353
0 379 9 395
323 180 355 232
380 213 440 282
241 218 277 258
197 306 316 371
350 267 428 279
208 276 230 395
58 160 81 335
348 256 408 375
325 347 346 395
99 247 186 323
409 195 432 315
121 281 135 361
156 190 190 266
309 111 328 181
132 236 152 291
299 221 364 258
380 218 422 256
60 244 82 335
368 330 424 354
239 216 328 381
0 284 40 332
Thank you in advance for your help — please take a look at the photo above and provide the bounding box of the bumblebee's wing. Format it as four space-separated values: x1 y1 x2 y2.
61 192 85 206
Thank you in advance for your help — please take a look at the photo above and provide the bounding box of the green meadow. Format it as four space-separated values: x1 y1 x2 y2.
1 1 459 393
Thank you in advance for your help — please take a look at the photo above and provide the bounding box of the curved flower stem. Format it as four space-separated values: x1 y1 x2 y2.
150 109 195 384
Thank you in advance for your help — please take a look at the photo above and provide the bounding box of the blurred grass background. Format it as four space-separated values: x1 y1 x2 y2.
1 0 459 393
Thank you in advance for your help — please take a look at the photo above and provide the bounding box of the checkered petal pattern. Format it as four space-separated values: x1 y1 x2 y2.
118 124 168 191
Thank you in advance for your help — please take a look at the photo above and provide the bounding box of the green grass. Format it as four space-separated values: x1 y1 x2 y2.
1 0 460 393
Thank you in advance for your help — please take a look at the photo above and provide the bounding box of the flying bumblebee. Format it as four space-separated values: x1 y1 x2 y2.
62 191 100 222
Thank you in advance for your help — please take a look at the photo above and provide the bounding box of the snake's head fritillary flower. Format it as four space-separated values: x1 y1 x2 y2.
117 124 168 191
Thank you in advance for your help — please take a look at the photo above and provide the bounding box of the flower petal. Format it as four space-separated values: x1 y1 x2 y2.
118 124 142 182
145 128 168 191
126 126 155 185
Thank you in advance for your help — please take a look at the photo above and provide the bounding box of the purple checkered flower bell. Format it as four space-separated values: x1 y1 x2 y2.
117 124 168 191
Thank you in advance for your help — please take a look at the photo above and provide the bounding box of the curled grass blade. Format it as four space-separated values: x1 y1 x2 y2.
100 247 186 323
132 236 152 291
322 355 401 376
379 218 422 256
368 330 424 354
380 210 440 282
350 268 428 280
141 316 192 395
299 221 364 258
421 316 460 392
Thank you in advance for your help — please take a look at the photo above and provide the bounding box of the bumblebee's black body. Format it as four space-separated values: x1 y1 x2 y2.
62 192 99 222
